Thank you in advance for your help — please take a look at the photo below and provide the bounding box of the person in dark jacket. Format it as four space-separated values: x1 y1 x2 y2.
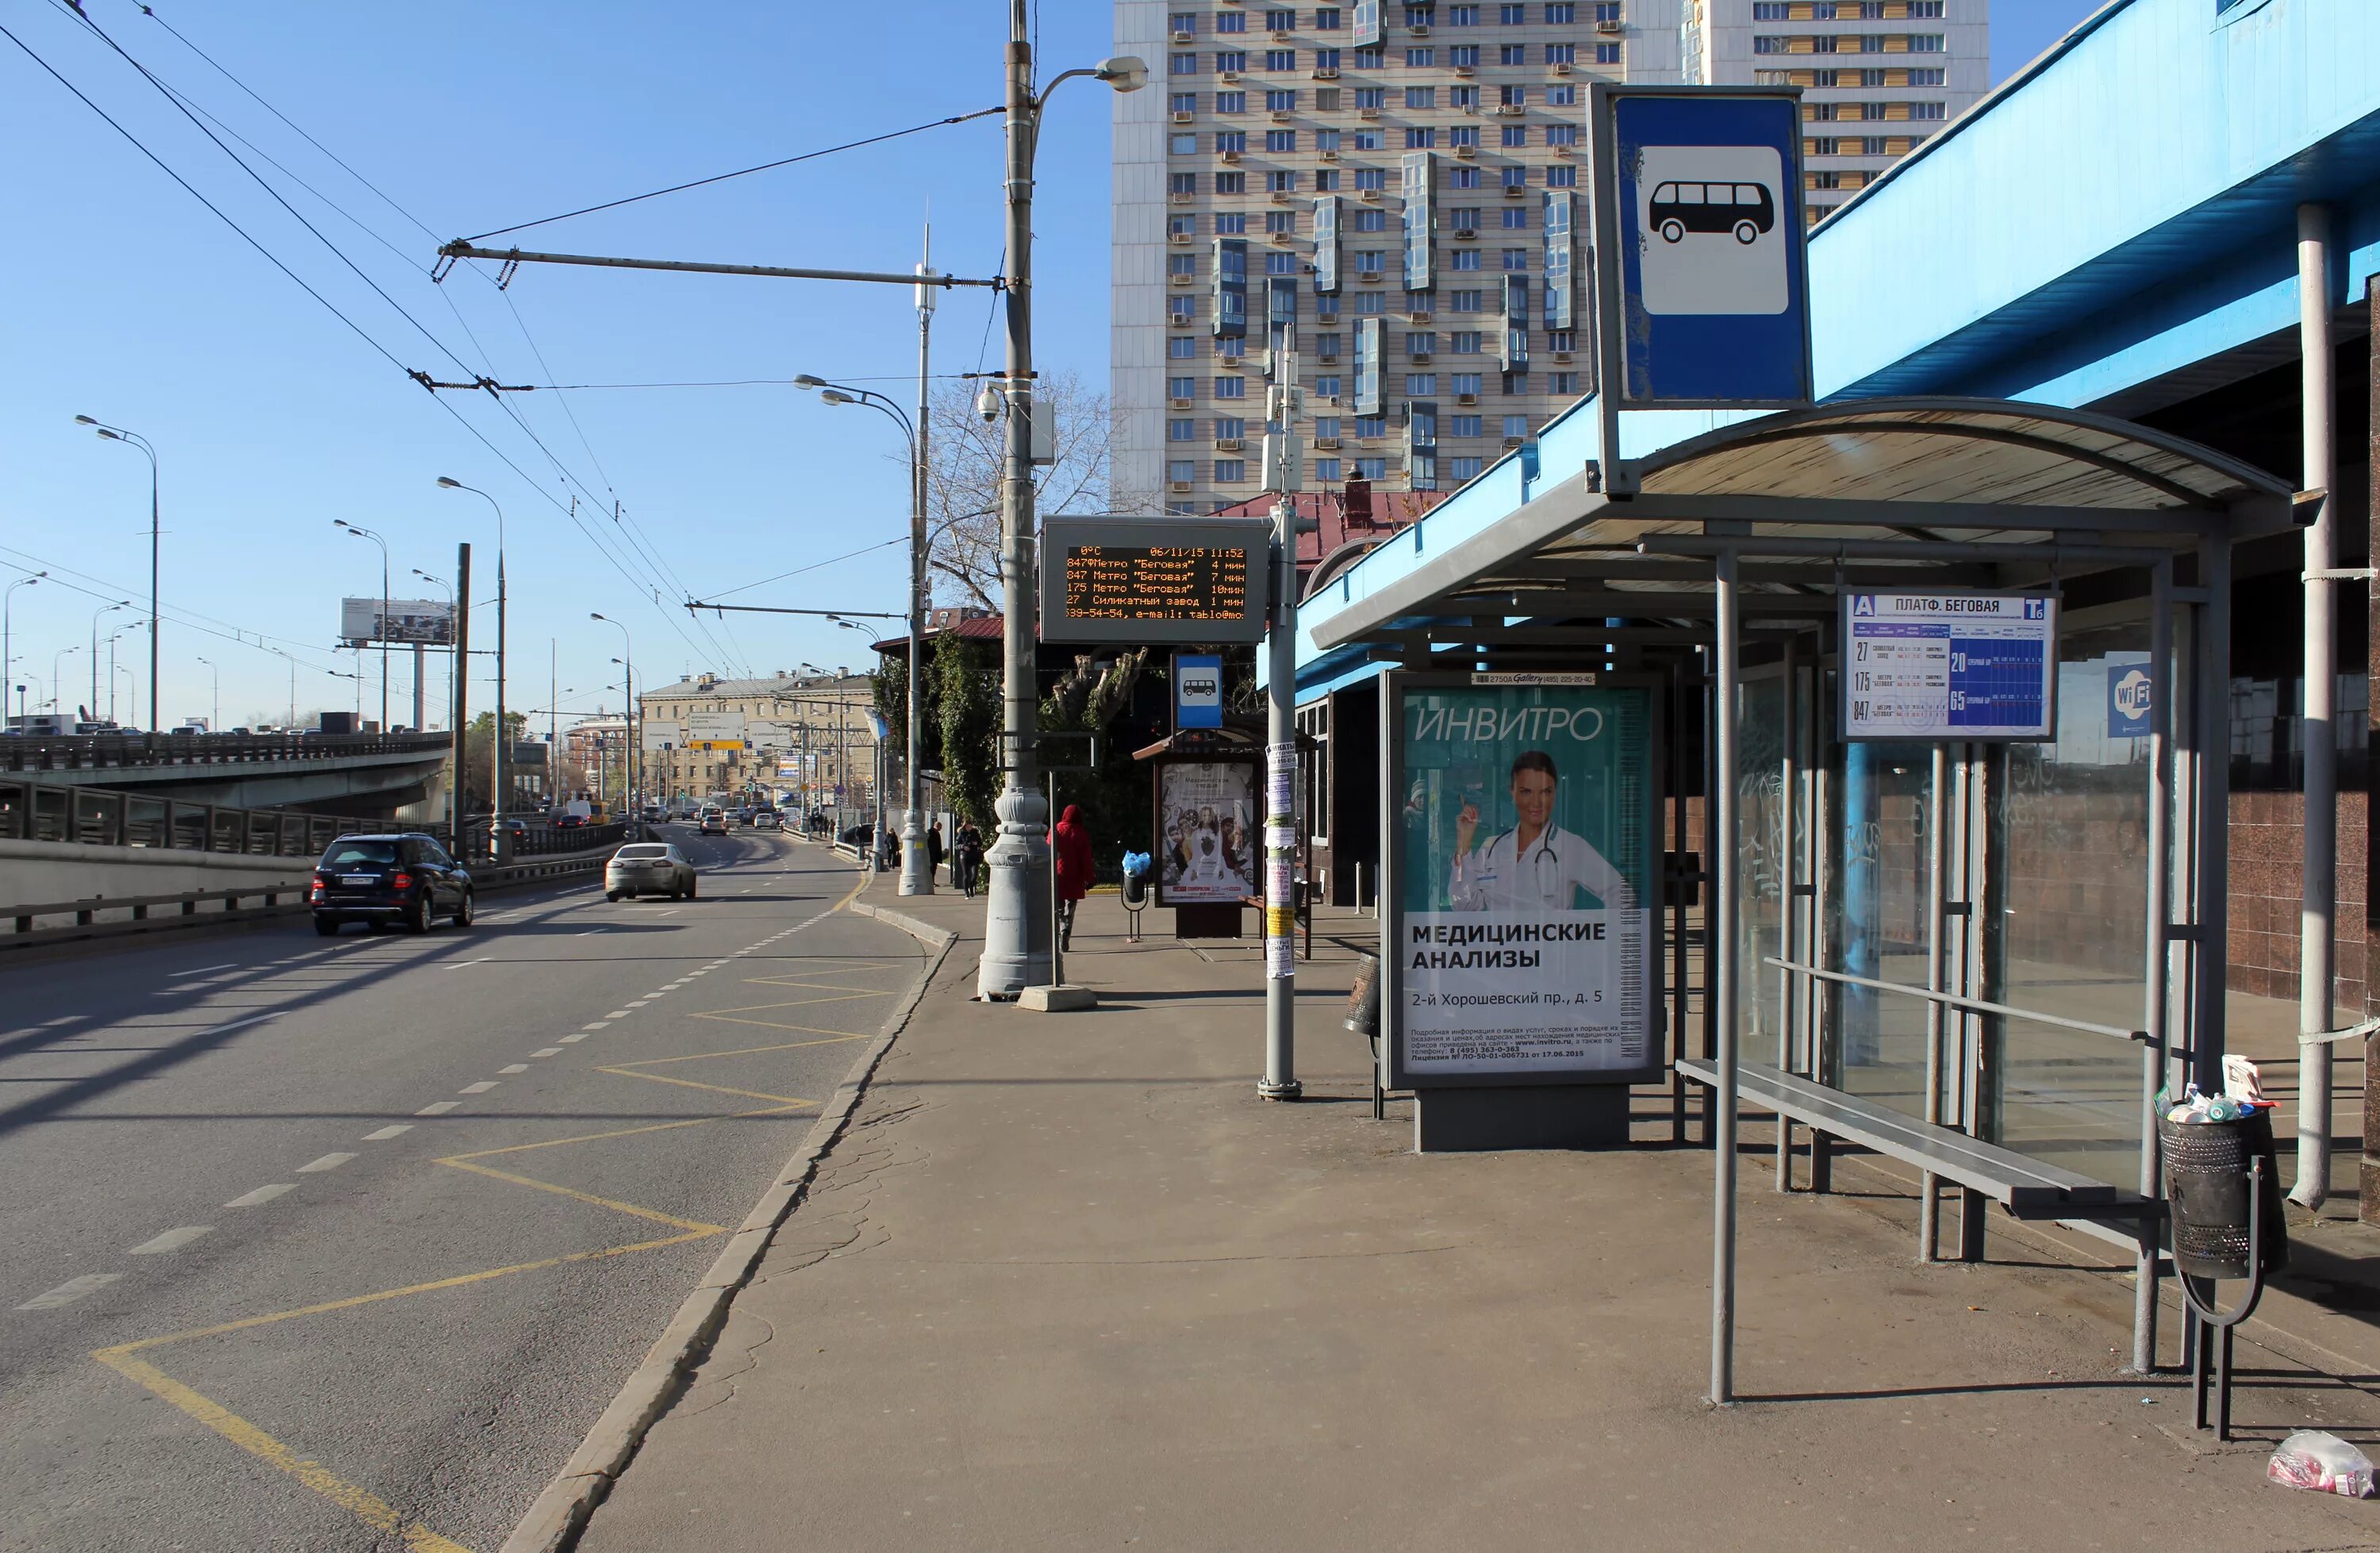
1051 803 1094 950
953 819 984 897
927 820 946 885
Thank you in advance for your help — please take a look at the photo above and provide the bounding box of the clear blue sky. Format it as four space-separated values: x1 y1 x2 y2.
0 0 2102 731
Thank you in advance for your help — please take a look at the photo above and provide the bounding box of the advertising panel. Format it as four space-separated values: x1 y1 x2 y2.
1386 673 1661 1087
1839 591 2059 742
1039 516 1270 645
687 709 747 750
340 597 455 646
1154 759 1258 907
640 723 681 752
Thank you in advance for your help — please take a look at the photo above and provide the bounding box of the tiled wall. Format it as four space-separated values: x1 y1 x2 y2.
2229 789 2369 1008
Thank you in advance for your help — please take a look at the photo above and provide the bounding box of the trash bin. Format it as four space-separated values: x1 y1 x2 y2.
2159 1107 2287 1280
1346 952 1380 1041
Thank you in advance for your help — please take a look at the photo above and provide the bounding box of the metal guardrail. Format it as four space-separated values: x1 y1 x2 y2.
1760 956 2152 1045
0 777 363 859
0 729 451 774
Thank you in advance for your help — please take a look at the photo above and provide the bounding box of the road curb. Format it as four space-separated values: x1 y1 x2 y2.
497 899 954 1553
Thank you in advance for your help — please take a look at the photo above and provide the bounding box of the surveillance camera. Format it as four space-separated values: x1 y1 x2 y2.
975 386 1004 424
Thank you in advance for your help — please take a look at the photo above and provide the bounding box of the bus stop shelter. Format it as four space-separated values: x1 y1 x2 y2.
1303 396 2297 1402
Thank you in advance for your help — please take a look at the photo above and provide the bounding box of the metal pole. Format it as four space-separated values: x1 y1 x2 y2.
496 550 508 849
1919 742 1948 1261
1775 635 1798 1189
1710 546 1741 1406
978 0 1054 997
451 543 471 846
2136 556 2175 1374
2294 201 2338 1210
413 642 426 731
1261 487 1303 1099
2195 527 2233 1095
903 233 936 895
148 451 159 734
379 547 390 731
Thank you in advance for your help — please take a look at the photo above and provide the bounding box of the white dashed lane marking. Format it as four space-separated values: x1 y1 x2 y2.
459 1081 498 1095
559 1034 586 1044
168 963 238 978
297 1153 355 1173
415 1101 461 1117
17 1274 121 1310
582 1022 611 1031
363 1125 412 1141
605 1010 632 1020
531 1048 562 1059
224 1184 295 1208
127 1227 213 1256
498 1064 528 1075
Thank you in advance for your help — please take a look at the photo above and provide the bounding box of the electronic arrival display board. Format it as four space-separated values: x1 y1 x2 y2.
1039 516 1271 644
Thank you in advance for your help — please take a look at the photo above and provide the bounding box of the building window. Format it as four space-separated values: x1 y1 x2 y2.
1172 129 1198 152
1219 9 1248 29
1216 129 1247 152
1910 100 1946 119
1860 135 1887 154
1452 371 1483 394
1448 2 1479 21
1217 90 1247 111
1267 88 1299 110
1354 290 1388 313
1407 331 1436 355
1545 124 1577 147
1450 205 1481 230
1218 50 1248 71
1354 164 1387 189
1500 206 1527 229
1266 129 1296 154
1214 416 1246 439
1315 168 1341 190
1267 48 1298 70
1167 459 1196 484
1500 83 1526 105
1500 247 1527 269
1546 42 1575 64
1502 125 1528 148
1907 67 1944 85
1809 171 1843 190
1355 207 1388 232
1216 171 1247 194
1357 250 1387 275
1170 294 1198 322
1907 33 1944 51
1406 86 1436 108
1591 1 1620 18
1171 10 1200 32
1502 163 1526 187
1908 0 1943 13
1449 44 1480 66
1450 165 1481 189
1218 334 1247 358
1406 47 1435 67
1549 370 1579 394
1216 212 1250 234
1169 372 1198 394
1317 294 1342 320
1215 374 1247 397
1450 248 1482 270
1451 413 1483 436
1169 252 1198 277
1267 170 1297 192
1545 2 1576 19
1266 209 1297 233
1450 84 1480 109
1450 288 1484 312
1356 414 1387 438
1405 3 1434 22
1594 42 1620 63
1357 456 1388 481
1267 251 1299 275
1215 459 1247 481
1315 457 1344 483
1267 7 1299 29
1450 329 1483 353
1355 85 1387 109
1502 414 1530 438
1405 127 1438 148
1169 213 1198 237
1499 3 1526 21
1449 126 1480 150
1546 82 1576 105
1317 6 1344 27
1170 91 1200 113
1171 52 1200 75
1449 455 1484 480
1499 43 1526 65
1752 35 1785 53
1544 163 1575 186
1354 44 1385 67
1168 418 1196 442
1315 373 1343 396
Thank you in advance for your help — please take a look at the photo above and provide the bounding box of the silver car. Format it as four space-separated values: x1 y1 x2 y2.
605 842 697 901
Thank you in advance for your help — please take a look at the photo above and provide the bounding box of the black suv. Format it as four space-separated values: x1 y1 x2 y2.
311 833 476 937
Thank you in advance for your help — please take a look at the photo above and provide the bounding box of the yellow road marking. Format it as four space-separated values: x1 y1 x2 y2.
606 1036 873 1068
686 1010 891 1037
92 1353 470 1552
588 1067 816 1106
432 1107 800 1163
435 1159 727 1231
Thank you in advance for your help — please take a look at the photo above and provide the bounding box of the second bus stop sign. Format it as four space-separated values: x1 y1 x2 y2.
1039 516 1272 644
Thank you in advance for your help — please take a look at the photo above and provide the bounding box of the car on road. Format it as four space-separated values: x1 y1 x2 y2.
752 808 780 830
699 811 727 835
491 815 528 846
553 811 590 830
311 833 475 935
736 806 757 826
641 804 663 823
605 842 697 901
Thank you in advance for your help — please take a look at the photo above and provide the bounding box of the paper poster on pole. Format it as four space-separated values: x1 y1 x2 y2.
1154 760 1257 907
1265 741 1296 816
1384 673 1660 1087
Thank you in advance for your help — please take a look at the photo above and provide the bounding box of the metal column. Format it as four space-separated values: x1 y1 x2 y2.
1776 638 1800 1191
2294 201 2339 1210
2135 556 2176 1373
1709 547 1742 1406
2194 530 2233 1095
1919 742 1949 1261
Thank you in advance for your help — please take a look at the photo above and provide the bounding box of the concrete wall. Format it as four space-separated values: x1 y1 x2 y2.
3 838 315 922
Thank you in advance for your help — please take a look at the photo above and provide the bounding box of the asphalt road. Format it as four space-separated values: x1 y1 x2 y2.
0 826 927 1553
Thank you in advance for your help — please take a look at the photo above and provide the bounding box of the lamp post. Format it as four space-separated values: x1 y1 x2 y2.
437 478 508 853
976 21 1146 996
195 655 219 731
798 310 934 895
590 612 635 813
328 666 363 722
414 568 454 736
334 520 391 731
52 646 79 718
3 570 42 730
106 624 139 723
264 646 298 730
75 416 160 733
89 599 129 722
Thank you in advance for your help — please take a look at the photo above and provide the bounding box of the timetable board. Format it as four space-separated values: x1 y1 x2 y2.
1840 592 2058 742
1039 516 1271 644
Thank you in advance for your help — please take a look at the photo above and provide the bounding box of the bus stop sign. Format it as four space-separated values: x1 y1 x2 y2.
1588 83 1812 409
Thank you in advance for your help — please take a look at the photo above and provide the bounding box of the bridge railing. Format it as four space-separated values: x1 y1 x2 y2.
0 778 362 858
0 729 451 774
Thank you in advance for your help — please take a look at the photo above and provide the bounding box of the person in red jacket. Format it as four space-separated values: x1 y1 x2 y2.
1052 802 1094 951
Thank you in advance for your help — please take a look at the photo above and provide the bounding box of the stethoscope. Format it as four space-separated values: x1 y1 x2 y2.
1484 824 1564 899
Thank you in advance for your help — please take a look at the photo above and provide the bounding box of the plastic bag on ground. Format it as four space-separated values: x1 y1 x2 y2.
2267 1431 2377 1497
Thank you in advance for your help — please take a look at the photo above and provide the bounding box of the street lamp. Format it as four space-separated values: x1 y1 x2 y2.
334 520 391 730
975 22 1146 995
328 665 363 720
799 374 932 895
106 623 140 723
590 612 635 812
414 568 455 736
437 477 509 853
3 570 43 730
195 655 219 732
52 645 79 719
75 416 161 733
88 599 129 723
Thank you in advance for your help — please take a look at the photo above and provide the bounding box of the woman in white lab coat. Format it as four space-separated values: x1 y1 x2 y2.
1449 750 1635 912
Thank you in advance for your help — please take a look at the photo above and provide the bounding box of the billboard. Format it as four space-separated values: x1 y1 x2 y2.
687 709 747 750
1154 759 1257 907
340 597 454 646
1039 516 1271 645
1384 673 1661 1088
1840 592 2059 742
641 723 682 752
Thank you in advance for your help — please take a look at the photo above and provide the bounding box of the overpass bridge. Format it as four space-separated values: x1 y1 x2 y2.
1 730 452 817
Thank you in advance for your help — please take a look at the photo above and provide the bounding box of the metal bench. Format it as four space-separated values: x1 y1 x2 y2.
1674 1056 2162 1232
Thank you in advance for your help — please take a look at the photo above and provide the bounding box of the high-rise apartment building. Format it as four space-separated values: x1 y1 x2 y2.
1111 2 1985 513
1684 0 1988 224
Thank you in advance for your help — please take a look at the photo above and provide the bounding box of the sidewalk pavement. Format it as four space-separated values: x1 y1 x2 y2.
581 882 2380 1551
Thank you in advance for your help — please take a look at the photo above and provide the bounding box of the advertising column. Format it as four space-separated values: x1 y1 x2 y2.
1387 672 1660 1148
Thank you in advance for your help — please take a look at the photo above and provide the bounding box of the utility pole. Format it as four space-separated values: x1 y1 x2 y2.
905 226 937 895
2296 202 2338 1210
451 543 471 846
980 0 1053 996
1261 339 1306 1099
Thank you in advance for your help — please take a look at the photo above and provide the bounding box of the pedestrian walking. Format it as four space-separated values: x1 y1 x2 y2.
954 819 984 898
927 819 946 886
1052 802 1093 951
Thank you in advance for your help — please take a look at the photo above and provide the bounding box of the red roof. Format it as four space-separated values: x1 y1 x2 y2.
871 613 1007 654
1211 485 1452 593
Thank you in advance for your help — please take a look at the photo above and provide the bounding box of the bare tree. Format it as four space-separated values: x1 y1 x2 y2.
921 370 1149 610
